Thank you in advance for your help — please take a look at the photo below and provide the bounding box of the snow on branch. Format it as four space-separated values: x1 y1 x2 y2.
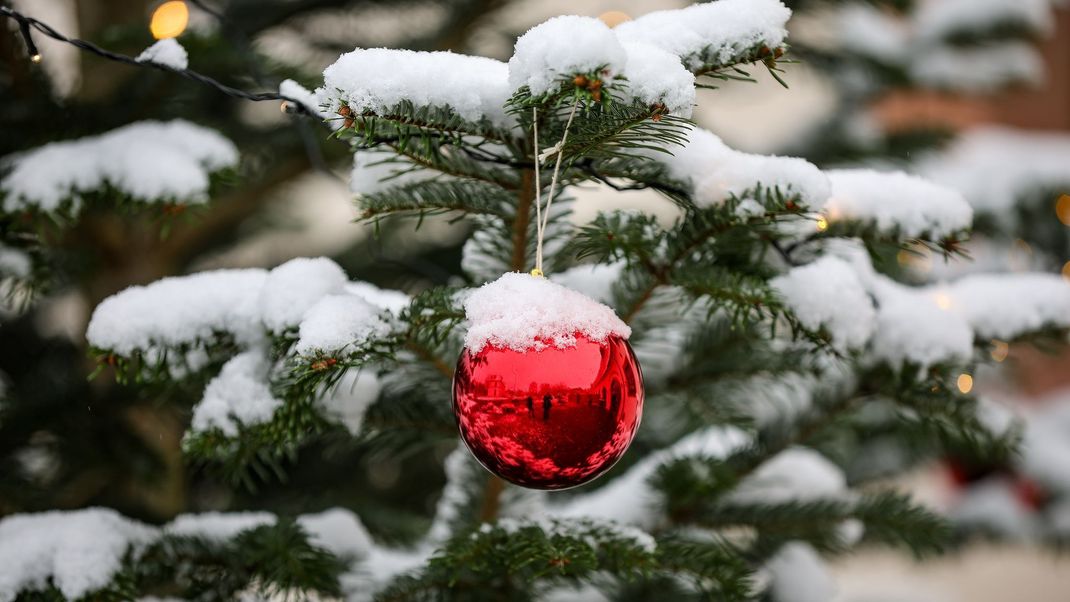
918 127 1070 218
910 41 1044 93
826 240 1070 370
508 16 627 97
0 508 156 602
87 257 403 360
822 169 973 239
86 268 269 356
295 295 391 357
650 127 829 208
771 256 876 352
913 0 1053 43
553 426 750 527
937 273 1070 341
0 507 386 601
1 120 237 214
190 350 282 437
615 0 791 71
319 49 514 128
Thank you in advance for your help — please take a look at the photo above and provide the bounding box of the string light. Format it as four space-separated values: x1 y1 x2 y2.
815 216 829 232
597 11 632 28
934 291 952 310
956 373 973 394
990 340 1009 362
30 53 42 63
150 1 189 40
1057 194 1070 227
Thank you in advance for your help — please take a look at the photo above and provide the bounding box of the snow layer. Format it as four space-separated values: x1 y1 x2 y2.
508 16 626 96
728 448 847 505
914 0 1053 42
259 257 348 333
619 41 695 116
320 369 382 435
918 127 1070 216
942 273 1070 340
869 286 974 369
0 245 31 278
279 79 324 117
190 350 282 436
823 169 972 239
136 38 189 70
951 477 1037 539
0 508 156 602
87 268 267 354
298 508 374 559
616 0 791 69
165 511 276 541
553 426 750 526
319 48 512 127
462 272 631 353
655 128 829 208
1 120 238 213
344 281 410 315
772 256 876 351
836 4 909 64
295 294 389 355
766 542 837 602
910 42 1044 93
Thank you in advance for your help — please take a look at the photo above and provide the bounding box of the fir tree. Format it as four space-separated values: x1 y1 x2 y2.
1 1 1069 601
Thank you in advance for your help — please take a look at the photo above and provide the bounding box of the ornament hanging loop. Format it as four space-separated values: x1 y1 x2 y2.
531 100 580 276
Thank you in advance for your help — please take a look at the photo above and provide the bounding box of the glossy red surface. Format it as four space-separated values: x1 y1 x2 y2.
453 334 644 490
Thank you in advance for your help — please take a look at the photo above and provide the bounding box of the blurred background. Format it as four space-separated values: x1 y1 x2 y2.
2 1 1069 600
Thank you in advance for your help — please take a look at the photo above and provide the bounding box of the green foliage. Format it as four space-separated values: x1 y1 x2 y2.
135 520 346 601
377 520 659 602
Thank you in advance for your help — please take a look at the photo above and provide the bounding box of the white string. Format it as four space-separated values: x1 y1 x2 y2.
532 100 580 276
532 107 544 275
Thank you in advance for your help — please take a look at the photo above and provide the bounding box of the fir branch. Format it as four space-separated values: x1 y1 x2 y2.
358 180 516 222
134 520 346 600
0 6 321 118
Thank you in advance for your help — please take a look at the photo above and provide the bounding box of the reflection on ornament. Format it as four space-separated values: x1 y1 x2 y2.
453 334 643 490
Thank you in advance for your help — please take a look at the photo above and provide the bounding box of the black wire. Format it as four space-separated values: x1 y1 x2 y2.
0 5 323 120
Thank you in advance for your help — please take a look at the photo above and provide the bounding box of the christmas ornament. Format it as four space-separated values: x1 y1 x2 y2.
450 104 642 490
454 273 644 489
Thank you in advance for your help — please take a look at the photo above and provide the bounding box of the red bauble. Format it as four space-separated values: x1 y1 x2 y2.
453 333 644 490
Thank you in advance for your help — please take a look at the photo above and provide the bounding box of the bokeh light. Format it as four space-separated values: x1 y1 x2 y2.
990 340 1009 362
1056 193 1070 227
150 1 189 40
598 11 632 28
957 373 973 394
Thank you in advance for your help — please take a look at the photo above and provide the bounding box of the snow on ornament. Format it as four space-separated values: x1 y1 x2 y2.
453 272 644 490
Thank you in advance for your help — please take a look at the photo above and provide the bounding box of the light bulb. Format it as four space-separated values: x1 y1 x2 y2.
150 1 189 40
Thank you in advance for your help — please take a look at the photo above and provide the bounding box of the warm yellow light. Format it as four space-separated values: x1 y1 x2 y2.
957 373 973 394
816 216 829 232
934 292 953 310
1057 194 1070 227
1063 260 1070 282
150 1 189 40
30 53 42 63
897 245 932 274
990 340 1009 363
598 11 632 28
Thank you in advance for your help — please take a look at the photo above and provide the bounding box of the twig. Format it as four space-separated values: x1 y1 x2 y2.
0 6 321 119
